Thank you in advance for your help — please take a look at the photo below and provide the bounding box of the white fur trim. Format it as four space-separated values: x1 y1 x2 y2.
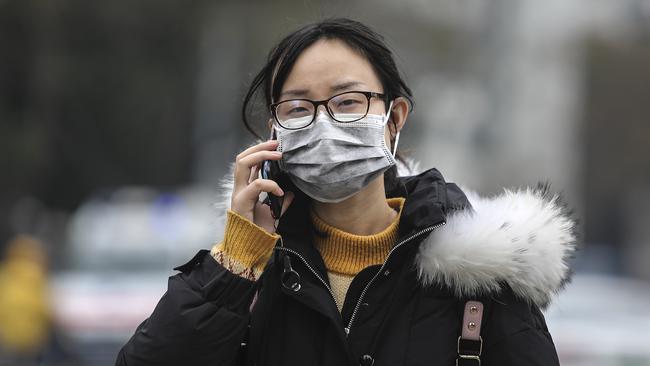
213 150 575 308
396 155 421 177
214 162 236 213
415 187 577 308
211 162 236 242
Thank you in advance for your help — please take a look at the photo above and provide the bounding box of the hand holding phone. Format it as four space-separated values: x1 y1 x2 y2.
229 140 293 234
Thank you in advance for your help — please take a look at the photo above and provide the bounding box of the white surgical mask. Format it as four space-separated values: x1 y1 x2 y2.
276 102 397 203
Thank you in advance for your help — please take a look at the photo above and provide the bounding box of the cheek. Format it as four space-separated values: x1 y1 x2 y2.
369 103 386 115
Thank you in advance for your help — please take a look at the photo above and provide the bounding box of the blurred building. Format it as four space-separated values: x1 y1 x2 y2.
191 0 650 279
1 1 650 365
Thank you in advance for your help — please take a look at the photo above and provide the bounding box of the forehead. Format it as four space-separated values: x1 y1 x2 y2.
279 39 382 99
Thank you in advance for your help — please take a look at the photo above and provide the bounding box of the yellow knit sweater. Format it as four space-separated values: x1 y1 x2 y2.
211 197 405 312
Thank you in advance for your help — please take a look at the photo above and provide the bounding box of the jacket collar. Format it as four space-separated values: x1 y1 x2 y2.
415 184 577 309
276 167 462 240
214 158 576 309
387 167 468 238
376 161 576 309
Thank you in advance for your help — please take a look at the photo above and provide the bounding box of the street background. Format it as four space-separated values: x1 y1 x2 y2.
1 1 649 365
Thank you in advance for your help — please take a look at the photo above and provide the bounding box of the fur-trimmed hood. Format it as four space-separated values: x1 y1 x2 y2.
415 185 576 309
214 158 577 309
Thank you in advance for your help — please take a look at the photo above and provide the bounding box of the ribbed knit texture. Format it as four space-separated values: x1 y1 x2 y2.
211 198 405 312
310 197 404 310
310 197 405 275
211 210 279 280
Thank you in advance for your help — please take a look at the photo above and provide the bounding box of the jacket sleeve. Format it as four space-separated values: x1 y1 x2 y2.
115 249 257 366
481 289 561 366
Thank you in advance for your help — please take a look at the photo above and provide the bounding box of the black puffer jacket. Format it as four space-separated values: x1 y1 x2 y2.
116 168 576 366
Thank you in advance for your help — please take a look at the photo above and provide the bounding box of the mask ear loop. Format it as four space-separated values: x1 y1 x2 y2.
384 101 400 158
392 130 400 158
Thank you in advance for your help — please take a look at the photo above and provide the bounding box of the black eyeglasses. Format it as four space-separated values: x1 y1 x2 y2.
269 91 386 130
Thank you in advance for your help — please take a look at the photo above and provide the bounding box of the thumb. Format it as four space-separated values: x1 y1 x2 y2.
280 191 295 217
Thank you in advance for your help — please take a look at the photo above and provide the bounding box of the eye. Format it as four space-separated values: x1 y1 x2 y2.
277 100 313 119
336 98 363 108
287 106 309 115
330 93 367 114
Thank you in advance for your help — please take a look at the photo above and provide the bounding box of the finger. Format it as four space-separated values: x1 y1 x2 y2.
237 178 284 204
234 150 282 191
237 140 279 160
280 191 295 217
234 140 278 188
248 164 260 184
238 150 282 171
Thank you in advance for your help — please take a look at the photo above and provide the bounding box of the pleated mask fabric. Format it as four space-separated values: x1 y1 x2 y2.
276 107 396 203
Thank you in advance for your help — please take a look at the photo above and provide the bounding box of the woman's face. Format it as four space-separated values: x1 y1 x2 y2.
275 39 407 144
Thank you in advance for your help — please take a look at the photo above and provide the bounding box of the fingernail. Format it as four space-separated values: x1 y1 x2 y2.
273 151 282 156
275 188 284 196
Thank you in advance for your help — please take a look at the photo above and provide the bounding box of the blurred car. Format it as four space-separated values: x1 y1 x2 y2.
51 187 650 366
49 186 222 366
545 273 650 366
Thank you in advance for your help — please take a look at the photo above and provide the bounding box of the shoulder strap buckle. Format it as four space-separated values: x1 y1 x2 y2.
456 300 484 366
456 353 481 366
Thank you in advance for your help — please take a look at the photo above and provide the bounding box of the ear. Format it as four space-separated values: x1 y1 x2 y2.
388 96 409 135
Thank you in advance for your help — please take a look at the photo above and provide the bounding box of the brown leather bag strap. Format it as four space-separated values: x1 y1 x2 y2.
456 300 484 366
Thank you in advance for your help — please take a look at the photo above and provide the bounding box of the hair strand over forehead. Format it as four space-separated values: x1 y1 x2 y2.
242 18 413 140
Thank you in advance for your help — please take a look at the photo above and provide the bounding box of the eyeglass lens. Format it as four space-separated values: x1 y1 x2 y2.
275 92 369 129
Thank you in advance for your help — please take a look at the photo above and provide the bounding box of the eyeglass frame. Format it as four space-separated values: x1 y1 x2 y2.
269 90 388 130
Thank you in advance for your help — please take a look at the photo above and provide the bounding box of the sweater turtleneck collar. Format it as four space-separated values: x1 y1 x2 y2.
309 197 405 275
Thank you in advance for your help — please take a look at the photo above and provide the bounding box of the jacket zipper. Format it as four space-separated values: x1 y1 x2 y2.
272 221 446 336
273 246 338 307
344 221 446 336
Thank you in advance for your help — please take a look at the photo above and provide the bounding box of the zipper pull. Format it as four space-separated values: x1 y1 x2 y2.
281 255 301 292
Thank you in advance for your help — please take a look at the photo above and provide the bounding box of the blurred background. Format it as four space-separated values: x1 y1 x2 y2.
1 0 649 365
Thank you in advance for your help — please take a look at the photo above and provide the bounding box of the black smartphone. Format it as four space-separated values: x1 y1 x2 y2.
261 158 285 219
261 132 290 219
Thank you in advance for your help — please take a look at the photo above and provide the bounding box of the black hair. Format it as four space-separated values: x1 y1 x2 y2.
242 18 414 193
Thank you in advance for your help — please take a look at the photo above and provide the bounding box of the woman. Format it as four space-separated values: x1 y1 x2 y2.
116 18 576 366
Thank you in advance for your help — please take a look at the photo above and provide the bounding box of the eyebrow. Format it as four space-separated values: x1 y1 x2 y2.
280 81 364 98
